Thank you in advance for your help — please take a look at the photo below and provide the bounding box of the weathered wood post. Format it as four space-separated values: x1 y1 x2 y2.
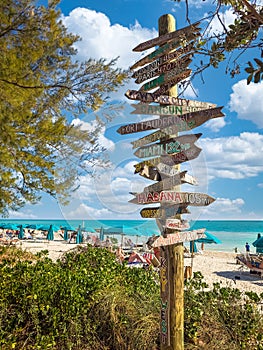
158 14 184 350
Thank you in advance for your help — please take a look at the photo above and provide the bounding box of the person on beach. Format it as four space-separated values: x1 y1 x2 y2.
245 242 250 256
115 246 125 262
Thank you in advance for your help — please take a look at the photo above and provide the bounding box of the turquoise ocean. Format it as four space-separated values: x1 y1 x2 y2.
1 219 262 254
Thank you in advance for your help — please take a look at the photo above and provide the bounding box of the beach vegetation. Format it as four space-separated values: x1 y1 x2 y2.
172 0 263 84
0 245 262 349
0 0 127 217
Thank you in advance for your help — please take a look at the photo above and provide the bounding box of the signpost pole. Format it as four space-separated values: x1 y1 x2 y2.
158 14 184 350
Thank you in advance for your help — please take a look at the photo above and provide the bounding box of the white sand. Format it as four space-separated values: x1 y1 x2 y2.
13 240 263 295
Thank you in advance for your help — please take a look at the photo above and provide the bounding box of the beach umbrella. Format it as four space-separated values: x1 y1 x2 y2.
0 223 18 230
84 226 96 233
63 227 69 241
18 225 24 239
76 226 83 244
99 227 104 241
190 241 198 253
196 231 222 244
25 224 42 230
47 225 54 241
252 236 263 253
39 224 60 232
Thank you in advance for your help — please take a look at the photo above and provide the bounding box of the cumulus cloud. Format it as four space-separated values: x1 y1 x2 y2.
61 8 157 69
200 132 263 180
229 80 263 128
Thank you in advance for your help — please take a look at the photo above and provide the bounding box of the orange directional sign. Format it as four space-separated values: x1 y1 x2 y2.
133 22 200 52
131 108 223 148
129 191 215 206
134 145 202 170
130 34 198 70
140 205 190 218
143 171 197 193
139 69 191 92
135 55 192 84
134 133 202 158
125 89 217 106
132 43 195 79
151 229 206 247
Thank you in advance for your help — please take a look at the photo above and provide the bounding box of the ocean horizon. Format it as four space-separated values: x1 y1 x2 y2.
1 219 262 254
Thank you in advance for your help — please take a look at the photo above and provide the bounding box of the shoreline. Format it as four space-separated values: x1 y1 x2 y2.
10 240 262 295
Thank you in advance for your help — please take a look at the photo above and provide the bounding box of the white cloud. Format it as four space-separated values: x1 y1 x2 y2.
207 8 236 35
229 80 263 128
200 132 263 180
61 8 157 69
204 116 226 132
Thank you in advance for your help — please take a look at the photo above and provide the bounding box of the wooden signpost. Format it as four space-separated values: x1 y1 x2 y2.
151 229 206 247
118 13 223 350
129 190 215 206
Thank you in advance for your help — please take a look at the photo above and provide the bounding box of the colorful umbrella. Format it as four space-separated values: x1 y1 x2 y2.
18 225 24 239
76 226 83 244
47 225 54 241
196 231 222 244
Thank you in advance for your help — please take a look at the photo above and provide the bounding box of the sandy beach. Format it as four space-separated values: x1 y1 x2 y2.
11 239 263 295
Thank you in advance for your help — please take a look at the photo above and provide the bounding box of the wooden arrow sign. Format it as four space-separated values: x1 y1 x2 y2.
151 229 206 247
135 55 192 84
134 145 202 170
143 171 197 193
125 89 217 107
131 103 220 116
130 107 224 147
152 70 192 96
136 164 162 181
139 69 191 92
133 22 200 52
134 133 202 158
130 33 198 70
129 191 215 206
164 218 190 231
132 43 195 79
140 205 190 218
157 165 198 184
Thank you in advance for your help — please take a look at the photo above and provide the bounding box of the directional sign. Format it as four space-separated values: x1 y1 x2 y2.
140 205 190 218
151 229 206 247
134 145 202 170
135 55 192 84
118 107 223 136
136 164 162 181
125 89 217 107
143 171 189 192
151 70 192 97
139 69 191 92
143 171 197 193
155 163 180 177
129 191 215 206
130 33 198 70
164 218 190 231
132 43 195 79
134 133 202 158
130 107 224 148
133 22 200 52
131 103 220 116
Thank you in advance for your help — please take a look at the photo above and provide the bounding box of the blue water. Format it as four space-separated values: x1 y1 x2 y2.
0 219 262 253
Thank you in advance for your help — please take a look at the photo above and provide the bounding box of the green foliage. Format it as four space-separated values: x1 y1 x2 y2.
173 0 263 82
0 246 262 349
0 0 127 216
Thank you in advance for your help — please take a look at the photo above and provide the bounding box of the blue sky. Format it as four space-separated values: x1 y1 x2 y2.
10 0 263 221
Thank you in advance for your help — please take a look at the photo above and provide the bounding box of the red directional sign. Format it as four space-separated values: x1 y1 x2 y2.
129 191 215 206
151 229 206 247
164 218 190 231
